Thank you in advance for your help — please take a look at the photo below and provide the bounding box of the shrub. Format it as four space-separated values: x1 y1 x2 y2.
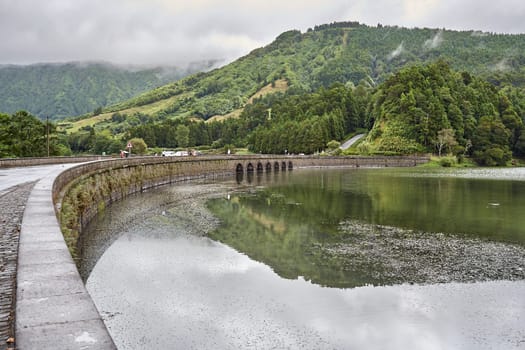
439 156 457 167
326 140 341 150
128 138 147 155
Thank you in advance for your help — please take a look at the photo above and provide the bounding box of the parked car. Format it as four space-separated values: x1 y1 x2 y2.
161 151 176 156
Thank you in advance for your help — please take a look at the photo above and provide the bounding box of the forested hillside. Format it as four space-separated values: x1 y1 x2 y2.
363 60 525 165
4 21 525 165
0 62 213 119
68 21 525 133
119 83 364 155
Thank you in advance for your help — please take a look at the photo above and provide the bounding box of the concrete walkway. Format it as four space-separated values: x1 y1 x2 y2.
12 164 115 349
0 165 74 195
0 165 76 349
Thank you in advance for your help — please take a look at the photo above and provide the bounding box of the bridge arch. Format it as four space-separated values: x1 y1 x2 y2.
257 162 264 172
281 161 286 170
247 163 255 172
265 162 272 172
274 161 280 171
236 164 243 173
288 161 293 170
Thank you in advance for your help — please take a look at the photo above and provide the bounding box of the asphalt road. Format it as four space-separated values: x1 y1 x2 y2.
0 164 78 195
340 133 365 150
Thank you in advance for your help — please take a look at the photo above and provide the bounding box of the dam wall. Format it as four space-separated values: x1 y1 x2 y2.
16 154 427 349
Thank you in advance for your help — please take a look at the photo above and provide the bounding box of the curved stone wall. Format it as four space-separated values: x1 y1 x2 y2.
16 154 427 349
52 155 428 262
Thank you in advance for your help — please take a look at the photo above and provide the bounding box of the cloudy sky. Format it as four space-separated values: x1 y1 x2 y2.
1 0 525 66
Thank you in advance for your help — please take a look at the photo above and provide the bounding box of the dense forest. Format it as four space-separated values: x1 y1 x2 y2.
3 22 525 165
120 61 525 165
66 21 525 133
364 60 525 165
119 83 364 155
0 61 213 119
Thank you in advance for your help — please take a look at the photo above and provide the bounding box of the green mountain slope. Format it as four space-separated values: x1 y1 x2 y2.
0 62 214 120
71 21 525 133
362 60 525 165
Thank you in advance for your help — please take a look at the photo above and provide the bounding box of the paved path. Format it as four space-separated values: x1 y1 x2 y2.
15 164 115 349
0 163 115 349
0 164 74 349
340 133 365 150
0 164 76 195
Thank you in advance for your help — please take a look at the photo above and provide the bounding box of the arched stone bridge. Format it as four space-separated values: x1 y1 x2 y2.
4 154 428 349
236 159 293 173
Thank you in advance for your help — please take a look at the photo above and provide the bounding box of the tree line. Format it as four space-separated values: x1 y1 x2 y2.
76 22 525 131
4 61 525 167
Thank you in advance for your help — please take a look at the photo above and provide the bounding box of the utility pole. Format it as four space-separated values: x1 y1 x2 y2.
267 108 272 120
46 115 50 157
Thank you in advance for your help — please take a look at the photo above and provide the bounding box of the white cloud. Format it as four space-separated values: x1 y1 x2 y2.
423 30 444 50
388 42 405 60
492 59 510 72
402 0 439 21
0 0 524 65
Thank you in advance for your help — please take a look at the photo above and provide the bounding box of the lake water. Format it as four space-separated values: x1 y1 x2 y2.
83 167 525 349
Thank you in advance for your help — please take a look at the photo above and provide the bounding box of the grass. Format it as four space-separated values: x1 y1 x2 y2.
62 93 192 133
207 109 243 123
64 79 289 131
233 148 254 155
419 155 476 168
207 79 289 123
247 79 288 104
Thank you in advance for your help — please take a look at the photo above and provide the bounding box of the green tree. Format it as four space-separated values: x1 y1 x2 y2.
327 140 341 150
0 111 69 157
175 124 190 148
93 106 103 116
0 113 11 157
92 134 122 155
435 128 458 156
128 138 147 155
472 116 512 166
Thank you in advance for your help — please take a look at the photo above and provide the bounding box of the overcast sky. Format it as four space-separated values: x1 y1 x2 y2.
1 0 525 67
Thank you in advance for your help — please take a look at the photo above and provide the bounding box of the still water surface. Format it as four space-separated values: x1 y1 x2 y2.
84 168 525 349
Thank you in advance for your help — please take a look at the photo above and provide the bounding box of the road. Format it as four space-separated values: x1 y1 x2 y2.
0 162 86 349
340 133 365 150
0 164 78 195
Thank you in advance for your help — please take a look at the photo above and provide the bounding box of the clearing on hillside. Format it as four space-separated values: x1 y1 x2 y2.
207 79 289 123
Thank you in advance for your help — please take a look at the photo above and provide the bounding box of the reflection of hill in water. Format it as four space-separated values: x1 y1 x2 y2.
207 169 525 288
79 172 294 282
82 168 525 288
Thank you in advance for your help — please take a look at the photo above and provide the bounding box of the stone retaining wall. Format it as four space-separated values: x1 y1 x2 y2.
52 155 428 263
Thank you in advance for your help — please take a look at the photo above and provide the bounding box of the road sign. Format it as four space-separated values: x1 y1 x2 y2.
127 142 133 148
